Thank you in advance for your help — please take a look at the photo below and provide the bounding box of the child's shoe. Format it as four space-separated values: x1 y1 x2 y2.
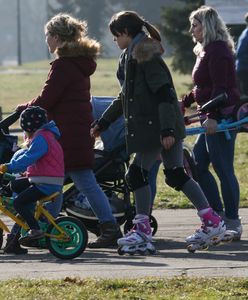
19 229 44 245
3 233 28 255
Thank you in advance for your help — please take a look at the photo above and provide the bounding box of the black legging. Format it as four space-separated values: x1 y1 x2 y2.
11 177 46 230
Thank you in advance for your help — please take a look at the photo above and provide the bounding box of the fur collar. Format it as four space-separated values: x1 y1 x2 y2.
132 37 163 63
57 38 100 59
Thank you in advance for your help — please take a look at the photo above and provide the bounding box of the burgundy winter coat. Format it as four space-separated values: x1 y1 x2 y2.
17 43 98 171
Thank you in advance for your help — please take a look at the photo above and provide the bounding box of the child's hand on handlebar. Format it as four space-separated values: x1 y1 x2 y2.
0 164 7 174
202 118 218 135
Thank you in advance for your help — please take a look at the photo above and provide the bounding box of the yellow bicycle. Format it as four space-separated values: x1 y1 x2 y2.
0 173 88 259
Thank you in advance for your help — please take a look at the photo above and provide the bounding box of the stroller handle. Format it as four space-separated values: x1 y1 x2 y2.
186 116 248 136
0 111 21 132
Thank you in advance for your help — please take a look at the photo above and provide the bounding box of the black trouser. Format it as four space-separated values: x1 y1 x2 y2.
11 178 46 230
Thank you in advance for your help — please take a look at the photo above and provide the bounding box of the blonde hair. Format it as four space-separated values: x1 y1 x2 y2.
189 5 235 55
45 13 100 57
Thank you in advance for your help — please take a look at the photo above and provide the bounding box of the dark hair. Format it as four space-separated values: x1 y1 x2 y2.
109 11 161 41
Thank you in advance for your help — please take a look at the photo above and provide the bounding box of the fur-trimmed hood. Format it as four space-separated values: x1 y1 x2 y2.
54 38 100 77
132 37 164 64
57 37 100 59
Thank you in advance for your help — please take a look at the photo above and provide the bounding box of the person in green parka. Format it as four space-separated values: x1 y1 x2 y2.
91 11 227 255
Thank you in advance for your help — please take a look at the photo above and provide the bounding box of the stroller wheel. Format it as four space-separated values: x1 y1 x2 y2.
123 214 158 236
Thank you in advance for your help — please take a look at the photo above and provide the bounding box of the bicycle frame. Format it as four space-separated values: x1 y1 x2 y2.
0 192 70 242
0 197 29 232
34 195 70 242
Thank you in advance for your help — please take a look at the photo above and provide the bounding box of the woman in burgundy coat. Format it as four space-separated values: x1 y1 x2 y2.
17 13 122 248
182 6 242 240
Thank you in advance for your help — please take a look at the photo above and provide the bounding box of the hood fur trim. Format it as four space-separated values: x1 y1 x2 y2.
57 37 100 59
132 37 163 64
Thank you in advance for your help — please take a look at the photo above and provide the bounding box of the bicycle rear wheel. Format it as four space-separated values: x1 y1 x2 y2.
46 216 88 259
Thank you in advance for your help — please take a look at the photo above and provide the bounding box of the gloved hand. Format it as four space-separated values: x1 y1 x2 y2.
0 164 8 174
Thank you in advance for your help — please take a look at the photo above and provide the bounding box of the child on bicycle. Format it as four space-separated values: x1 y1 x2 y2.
0 106 64 253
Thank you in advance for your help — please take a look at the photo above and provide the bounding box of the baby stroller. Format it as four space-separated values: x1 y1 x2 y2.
63 96 158 236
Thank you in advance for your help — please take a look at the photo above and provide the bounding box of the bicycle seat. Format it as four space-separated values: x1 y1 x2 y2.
200 93 228 113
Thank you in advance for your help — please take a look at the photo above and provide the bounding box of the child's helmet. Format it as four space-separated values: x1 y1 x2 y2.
20 106 48 133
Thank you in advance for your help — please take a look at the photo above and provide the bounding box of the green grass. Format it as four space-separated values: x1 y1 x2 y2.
1 277 248 299
0 58 247 209
0 57 192 111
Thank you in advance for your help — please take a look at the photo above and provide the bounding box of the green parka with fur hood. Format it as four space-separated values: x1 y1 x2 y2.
100 37 186 154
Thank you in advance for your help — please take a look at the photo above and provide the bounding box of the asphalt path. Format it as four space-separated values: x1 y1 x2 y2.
0 208 248 280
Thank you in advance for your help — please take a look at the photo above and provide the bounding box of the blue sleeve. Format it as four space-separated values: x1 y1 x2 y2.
10 148 28 161
6 135 48 173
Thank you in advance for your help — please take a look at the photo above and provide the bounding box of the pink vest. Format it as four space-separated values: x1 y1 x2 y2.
27 130 64 179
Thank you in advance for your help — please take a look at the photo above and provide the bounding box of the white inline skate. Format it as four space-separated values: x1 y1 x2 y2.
117 214 156 256
186 208 228 253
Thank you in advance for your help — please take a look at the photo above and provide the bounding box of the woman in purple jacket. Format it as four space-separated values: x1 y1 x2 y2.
182 6 242 240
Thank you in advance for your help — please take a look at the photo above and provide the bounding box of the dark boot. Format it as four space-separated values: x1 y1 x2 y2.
3 233 28 255
88 222 122 248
